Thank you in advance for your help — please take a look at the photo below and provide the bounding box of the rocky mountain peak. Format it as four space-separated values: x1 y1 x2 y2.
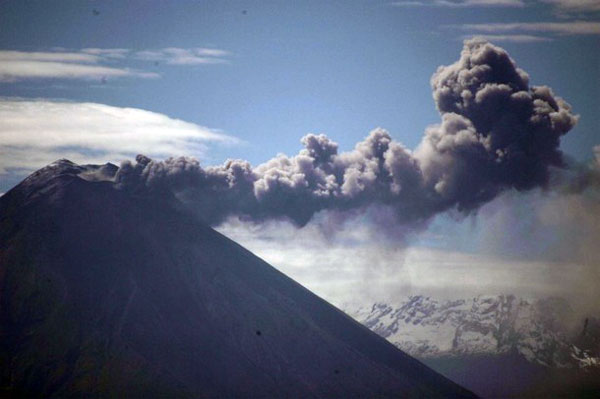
345 295 599 369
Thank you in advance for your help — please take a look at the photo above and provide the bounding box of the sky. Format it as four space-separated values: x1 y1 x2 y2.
1 0 599 310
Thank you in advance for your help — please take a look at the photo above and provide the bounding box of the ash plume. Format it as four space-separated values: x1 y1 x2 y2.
115 39 578 227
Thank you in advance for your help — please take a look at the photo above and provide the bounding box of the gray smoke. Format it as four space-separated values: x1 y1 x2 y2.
115 39 578 227
552 146 600 194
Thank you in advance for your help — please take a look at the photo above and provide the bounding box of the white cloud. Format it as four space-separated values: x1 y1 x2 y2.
458 21 600 35
461 34 552 42
216 216 580 308
0 50 100 63
0 98 239 174
0 46 231 82
0 61 157 82
541 0 600 14
0 50 158 82
81 48 131 58
134 47 230 65
392 0 600 13
391 0 525 7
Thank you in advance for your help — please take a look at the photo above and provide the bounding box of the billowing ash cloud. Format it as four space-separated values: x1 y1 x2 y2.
115 39 578 227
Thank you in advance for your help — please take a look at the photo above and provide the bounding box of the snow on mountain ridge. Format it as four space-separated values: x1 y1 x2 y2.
344 295 599 369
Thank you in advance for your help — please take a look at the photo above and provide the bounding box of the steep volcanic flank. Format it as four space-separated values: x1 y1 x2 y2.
0 160 475 398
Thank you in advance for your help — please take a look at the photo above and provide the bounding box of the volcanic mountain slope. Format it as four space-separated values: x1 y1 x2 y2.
0 160 475 398
344 295 600 398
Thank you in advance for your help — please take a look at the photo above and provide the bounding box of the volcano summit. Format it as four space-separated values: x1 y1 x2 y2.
0 160 474 398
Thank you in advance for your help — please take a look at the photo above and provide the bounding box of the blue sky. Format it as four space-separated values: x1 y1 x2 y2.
1 1 598 174
1 0 599 306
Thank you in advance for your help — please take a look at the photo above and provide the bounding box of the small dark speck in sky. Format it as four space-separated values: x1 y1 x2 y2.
334 369 340 374
100 77 107 84
242 10 247 15
92 9 100 16
256 330 261 336
154 61 159 66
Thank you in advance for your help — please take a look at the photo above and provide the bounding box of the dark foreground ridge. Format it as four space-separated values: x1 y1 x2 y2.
0 160 476 398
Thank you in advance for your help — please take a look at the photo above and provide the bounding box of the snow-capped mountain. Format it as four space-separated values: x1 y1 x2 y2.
344 295 599 369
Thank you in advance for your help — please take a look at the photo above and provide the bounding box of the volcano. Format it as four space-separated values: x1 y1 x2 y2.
0 160 475 398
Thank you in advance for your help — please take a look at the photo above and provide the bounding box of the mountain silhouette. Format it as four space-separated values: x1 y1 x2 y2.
0 160 476 398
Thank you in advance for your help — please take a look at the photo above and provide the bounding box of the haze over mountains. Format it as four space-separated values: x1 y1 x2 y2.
0 160 475 398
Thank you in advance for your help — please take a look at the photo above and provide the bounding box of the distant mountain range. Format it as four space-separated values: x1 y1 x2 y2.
344 295 600 398
0 160 475 398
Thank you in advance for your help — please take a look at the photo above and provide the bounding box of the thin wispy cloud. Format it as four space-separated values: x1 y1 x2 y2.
0 49 156 82
0 50 100 63
0 61 157 82
458 21 600 35
392 0 600 14
541 0 600 15
0 98 239 174
0 46 230 82
81 48 130 58
134 47 231 65
391 0 525 7
461 34 552 42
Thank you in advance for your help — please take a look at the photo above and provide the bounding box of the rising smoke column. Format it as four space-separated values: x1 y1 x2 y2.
115 39 578 227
